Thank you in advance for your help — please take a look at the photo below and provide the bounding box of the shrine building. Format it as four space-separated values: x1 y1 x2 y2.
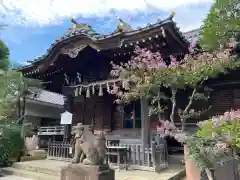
18 14 191 147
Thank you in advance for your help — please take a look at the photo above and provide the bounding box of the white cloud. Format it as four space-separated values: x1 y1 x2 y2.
0 0 212 26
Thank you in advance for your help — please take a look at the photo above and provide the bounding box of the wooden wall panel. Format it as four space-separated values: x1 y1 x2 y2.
113 111 122 129
233 89 240 110
83 97 95 125
93 95 112 130
72 95 113 131
210 89 233 115
72 102 84 125
94 98 104 130
103 103 112 130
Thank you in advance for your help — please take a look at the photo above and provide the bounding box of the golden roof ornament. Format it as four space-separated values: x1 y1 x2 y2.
117 18 133 33
170 11 176 18
117 19 124 32
69 17 78 28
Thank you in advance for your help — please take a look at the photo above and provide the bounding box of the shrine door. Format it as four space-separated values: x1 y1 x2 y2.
92 96 112 131
72 95 112 130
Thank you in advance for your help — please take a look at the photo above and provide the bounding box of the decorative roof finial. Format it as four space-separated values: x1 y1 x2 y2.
69 17 78 28
116 18 133 33
170 11 176 18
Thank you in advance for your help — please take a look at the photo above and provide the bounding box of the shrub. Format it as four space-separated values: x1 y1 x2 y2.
186 110 240 171
197 110 240 148
186 135 233 170
0 124 24 166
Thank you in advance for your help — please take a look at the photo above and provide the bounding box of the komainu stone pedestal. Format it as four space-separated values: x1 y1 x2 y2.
61 164 115 180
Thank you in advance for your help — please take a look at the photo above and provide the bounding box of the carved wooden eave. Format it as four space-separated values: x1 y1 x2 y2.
17 15 189 76
60 45 87 58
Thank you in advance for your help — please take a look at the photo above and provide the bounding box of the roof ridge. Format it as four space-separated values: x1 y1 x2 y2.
27 88 64 106
30 87 64 96
17 14 189 73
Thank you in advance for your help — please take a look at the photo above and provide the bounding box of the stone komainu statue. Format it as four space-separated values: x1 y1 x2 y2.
72 123 106 165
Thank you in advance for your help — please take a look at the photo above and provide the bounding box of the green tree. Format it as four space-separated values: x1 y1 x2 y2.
0 70 42 162
0 22 10 70
0 124 24 166
0 40 10 70
0 70 42 119
199 0 240 50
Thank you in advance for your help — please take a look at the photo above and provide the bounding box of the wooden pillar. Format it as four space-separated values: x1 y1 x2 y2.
62 87 74 142
141 97 150 147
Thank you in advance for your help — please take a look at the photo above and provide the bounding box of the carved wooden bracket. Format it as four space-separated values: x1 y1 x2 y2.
61 45 87 58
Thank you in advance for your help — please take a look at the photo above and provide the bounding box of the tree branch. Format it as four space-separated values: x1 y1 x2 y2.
184 88 197 113
170 89 177 126
181 88 197 131
184 79 205 115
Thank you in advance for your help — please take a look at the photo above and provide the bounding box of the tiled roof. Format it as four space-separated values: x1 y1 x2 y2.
27 88 64 106
66 23 103 38
18 14 189 72
183 28 200 42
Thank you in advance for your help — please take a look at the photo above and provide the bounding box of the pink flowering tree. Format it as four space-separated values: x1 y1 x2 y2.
110 39 240 137
197 109 240 148
186 109 240 179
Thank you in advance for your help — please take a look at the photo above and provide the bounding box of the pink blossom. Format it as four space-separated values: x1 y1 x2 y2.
213 142 229 153
211 116 222 127
223 111 231 121
110 84 119 94
219 109 240 121
229 109 240 120
109 39 237 126
117 91 123 97
228 38 238 49
164 129 170 136
156 125 165 135
219 115 224 121
115 99 123 104
170 55 178 66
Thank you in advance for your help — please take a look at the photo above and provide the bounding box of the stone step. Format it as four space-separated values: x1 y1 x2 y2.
0 175 33 180
1 167 58 180
12 162 60 176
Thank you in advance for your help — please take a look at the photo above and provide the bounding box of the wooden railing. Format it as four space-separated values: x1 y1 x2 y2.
106 142 168 171
38 125 86 135
47 141 72 161
47 140 168 171
38 126 64 135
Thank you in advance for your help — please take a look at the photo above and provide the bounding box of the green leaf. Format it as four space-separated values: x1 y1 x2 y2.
0 70 42 118
199 0 240 50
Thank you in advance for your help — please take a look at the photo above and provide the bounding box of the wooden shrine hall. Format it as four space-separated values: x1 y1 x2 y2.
18 13 190 147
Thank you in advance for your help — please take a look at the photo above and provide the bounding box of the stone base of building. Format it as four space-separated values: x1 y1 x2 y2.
60 164 115 180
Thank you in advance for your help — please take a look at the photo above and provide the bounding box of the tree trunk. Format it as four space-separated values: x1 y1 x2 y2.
181 118 185 131
181 88 197 131
204 168 216 180
21 96 26 116
17 96 21 118
170 89 177 125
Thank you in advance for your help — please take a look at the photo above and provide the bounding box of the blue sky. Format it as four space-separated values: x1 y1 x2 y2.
0 0 213 65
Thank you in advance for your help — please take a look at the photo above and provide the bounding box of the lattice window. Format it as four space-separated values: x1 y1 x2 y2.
211 89 233 115
122 101 141 129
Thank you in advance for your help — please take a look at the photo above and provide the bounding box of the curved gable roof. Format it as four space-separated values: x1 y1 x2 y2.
19 15 189 73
